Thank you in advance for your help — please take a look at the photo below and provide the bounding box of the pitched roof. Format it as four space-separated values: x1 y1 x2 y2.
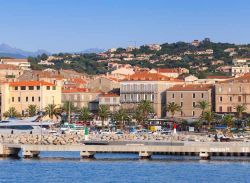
1 58 29 63
167 84 213 91
8 80 55 86
70 78 87 84
0 64 20 70
155 68 179 73
219 73 250 83
123 72 182 82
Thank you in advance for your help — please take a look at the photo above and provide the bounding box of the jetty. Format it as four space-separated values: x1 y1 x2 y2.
1 141 250 160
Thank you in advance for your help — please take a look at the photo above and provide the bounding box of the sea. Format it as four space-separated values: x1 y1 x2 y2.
0 152 249 183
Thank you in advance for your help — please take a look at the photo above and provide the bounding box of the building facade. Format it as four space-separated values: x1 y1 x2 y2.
99 93 120 112
215 74 250 113
166 84 213 119
120 72 182 117
1 81 61 117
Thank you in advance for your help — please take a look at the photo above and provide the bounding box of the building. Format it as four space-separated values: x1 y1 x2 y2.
62 88 101 112
231 65 250 76
120 72 183 117
0 59 31 70
1 81 61 117
215 74 250 113
146 44 162 51
149 68 179 78
110 68 135 79
99 93 120 112
166 84 213 119
87 77 120 93
233 58 250 66
191 40 200 47
0 64 23 82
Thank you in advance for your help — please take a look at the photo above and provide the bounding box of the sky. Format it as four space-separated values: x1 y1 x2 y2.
0 0 249 53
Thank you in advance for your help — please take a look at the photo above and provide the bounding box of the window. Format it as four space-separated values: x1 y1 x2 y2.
193 102 196 107
219 96 222 102
32 96 34 102
181 93 183 98
29 86 34 90
37 86 40 90
47 86 50 90
172 93 175 98
229 96 232 102
181 111 183 116
180 102 183 107
239 86 242 92
228 87 231 92
14 87 18 90
238 96 242 102
12 97 14 102
219 87 222 92
26 97 28 102
201 93 204 98
38 97 40 102
227 106 232 112
192 111 195 116
219 106 222 112
21 86 26 90
18 97 20 102
52 86 56 90
192 93 195 98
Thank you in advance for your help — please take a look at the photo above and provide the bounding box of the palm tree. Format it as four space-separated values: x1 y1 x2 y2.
138 100 154 117
44 104 62 119
235 104 247 119
223 114 234 128
202 111 214 128
114 108 128 129
166 102 182 118
133 108 144 126
26 105 37 117
79 107 91 122
98 105 109 129
3 107 21 118
195 100 209 117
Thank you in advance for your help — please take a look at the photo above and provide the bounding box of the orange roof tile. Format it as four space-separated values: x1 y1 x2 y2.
155 68 179 73
206 75 230 79
123 72 182 82
1 58 29 63
167 84 213 91
70 78 87 84
8 80 55 86
219 73 250 83
0 64 20 70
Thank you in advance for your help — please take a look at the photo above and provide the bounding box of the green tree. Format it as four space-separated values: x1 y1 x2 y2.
114 108 128 129
40 53 48 61
166 102 182 118
235 104 247 119
223 114 234 128
202 111 215 128
3 107 21 118
195 100 209 117
98 105 109 129
26 105 37 117
44 104 62 119
79 107 91 122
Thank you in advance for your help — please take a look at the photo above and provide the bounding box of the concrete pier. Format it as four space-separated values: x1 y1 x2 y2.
2 142 250 159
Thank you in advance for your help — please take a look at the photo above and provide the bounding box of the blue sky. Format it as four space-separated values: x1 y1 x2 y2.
0 0 249 52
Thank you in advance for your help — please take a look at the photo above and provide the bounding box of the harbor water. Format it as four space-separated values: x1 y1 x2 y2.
0 152 249 183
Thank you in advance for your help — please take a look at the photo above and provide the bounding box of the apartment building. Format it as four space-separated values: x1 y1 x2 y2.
231 65 250 76
0 59 31 70
215 74 250 113
1 81 61 117
99 93 120 112
166 84 213 119
120 72 182 117
62 88 101 112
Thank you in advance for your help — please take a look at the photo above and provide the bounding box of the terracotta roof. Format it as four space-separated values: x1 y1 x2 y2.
8 80 55 86
70 78 87 84
1 59 29 63
219 73 250 83
123 72 182 82
0 64 20 70
206 75 230 79
100 93 120 97
155 68 179 73
167 84 213 91
62 88 100 93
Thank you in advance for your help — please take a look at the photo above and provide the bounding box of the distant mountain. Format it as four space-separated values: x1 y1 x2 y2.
80 48 106 54
0 43 50 58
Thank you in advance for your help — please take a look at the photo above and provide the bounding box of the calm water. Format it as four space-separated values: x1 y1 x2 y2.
0 153 249 183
